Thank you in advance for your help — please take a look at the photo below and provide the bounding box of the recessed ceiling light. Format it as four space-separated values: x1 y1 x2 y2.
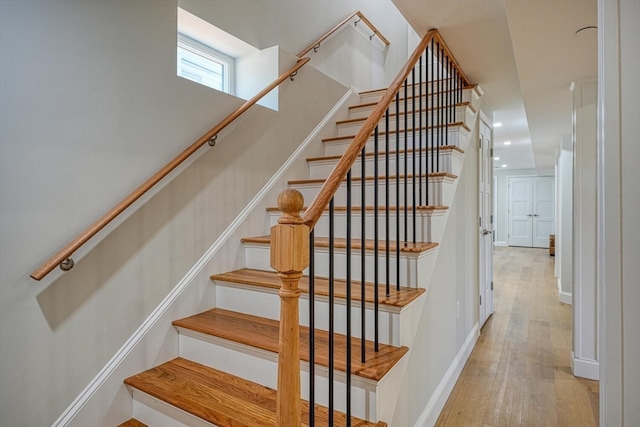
501 164 507 168
494 122 502 127
494 156 500 160
504 141 511 146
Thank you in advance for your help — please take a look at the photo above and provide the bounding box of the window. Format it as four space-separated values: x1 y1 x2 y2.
177 34 234 94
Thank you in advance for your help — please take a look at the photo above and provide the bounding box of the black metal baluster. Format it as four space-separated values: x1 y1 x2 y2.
419 53 423 207
403 79 408 246
328 198 335 426
437 42 441 172
426 46 431 207
360 146 366 364
430 39 435 181
308 228 315 427
412 68 416 245
395 92 400 292
446 56 450 147
374 125 379 352
346 170 352 426
385 108 390 297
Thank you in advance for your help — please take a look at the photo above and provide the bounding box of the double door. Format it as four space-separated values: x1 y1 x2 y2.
508 176 554 248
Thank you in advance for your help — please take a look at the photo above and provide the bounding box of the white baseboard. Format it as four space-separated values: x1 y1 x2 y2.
557 279 572 304
413 323 480 427
495 241 507 247
52 88 359 427
559 290 572 305
572 352 600 380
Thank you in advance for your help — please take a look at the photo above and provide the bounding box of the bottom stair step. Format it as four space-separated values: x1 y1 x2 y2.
124 357 386 427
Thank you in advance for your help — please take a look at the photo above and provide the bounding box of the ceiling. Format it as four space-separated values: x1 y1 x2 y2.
393 0 598 173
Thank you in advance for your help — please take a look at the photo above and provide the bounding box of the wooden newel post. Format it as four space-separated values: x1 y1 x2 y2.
270 189 309 427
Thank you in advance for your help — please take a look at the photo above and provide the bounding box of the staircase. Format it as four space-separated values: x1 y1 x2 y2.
120 78 481 425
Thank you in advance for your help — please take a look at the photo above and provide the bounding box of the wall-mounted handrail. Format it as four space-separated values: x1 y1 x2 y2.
297 10 390 58
30 57 310 281
301 29 468 229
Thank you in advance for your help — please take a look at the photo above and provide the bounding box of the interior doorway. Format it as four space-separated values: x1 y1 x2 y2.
508 175 554 248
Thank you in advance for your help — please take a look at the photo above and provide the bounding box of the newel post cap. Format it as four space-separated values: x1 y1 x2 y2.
270 190 309 273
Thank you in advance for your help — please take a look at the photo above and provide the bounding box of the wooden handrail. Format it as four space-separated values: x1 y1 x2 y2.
301 29 468 229
297 10 390 58
30 57 310 281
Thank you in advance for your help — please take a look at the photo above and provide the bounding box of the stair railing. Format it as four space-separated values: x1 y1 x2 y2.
270 29 470 425
29 57 310 281
31 10 388 282
297 10 389 58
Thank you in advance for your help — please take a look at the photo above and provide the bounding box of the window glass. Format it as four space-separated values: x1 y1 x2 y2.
177 34 234 94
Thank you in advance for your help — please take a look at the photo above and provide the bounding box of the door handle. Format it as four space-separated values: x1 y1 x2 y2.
482 229 492 236
533 214 539 217
527 214 532 217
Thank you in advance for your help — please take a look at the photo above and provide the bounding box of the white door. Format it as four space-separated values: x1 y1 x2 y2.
478 121 494 327
508 176 555 248
508 177 533 246
532 177 555 248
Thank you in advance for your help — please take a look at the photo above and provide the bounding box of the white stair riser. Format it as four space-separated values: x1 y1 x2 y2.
177 332 380 421
268 209 447 243
215 284 402 346
338 105 471 136
291 177 455 208
350 88 477 119
356 86 482 112
309 150 463 179
323 127 468 157
243 243 438 288
130 389 213 427
359 82 457 103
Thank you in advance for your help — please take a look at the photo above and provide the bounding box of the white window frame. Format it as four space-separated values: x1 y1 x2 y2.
177 33 235 94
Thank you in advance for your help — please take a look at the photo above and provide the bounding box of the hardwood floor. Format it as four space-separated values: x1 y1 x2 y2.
436 246 599 427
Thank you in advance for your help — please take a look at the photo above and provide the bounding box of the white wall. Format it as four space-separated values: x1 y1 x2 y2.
598 0 640 424
179 0 417 91
0 1 418 425
389 112 480 427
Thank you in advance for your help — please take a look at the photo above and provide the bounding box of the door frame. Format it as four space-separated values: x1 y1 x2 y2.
478 116 494 327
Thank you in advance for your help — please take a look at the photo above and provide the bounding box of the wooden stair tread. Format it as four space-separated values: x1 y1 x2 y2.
240 235 439 254
358 80 468 95
322 123 470 143
211 268 425 308
350 88 476 110
265 205 450 212
307 145 464 163
117 419 147 427
289 172 457 186
125 358 384 427
337 102 472 125
356 83 479 99
172 309 408 381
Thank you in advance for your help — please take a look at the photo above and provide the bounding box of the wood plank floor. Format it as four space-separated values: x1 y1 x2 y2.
436 246 599 427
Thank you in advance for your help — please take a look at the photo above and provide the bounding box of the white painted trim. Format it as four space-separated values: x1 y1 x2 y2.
559 291 572 305
413 323 480 427
494 241 507 247
557 279 572 304
572 351 600 380
52 88 358 427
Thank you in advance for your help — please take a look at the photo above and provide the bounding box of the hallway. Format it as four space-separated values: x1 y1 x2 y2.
436 246 599 426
